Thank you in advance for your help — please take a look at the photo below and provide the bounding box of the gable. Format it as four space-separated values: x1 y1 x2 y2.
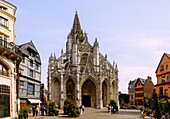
135 79 144 87
155 53 170 74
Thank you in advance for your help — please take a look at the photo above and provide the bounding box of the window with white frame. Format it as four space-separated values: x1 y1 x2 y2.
0 17 8 28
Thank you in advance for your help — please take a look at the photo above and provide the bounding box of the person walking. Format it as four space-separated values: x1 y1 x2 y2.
108 104 111 115
82 105 85 112
80 105 83 115
42 106 45 116
32 106 36 117
35 106 38 116
45 106 47 116
39 106 42 116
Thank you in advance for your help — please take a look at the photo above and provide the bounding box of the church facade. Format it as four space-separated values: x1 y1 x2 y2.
47 12 119 109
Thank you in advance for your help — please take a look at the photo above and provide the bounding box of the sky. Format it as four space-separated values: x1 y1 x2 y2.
6 0 170 93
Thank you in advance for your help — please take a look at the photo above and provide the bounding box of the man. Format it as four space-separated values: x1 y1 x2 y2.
32 106 36 117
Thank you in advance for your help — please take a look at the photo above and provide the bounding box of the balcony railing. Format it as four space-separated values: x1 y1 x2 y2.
0 38 22 56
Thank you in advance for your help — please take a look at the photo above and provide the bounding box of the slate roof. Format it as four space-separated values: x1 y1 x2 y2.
135 78 148 86
19 41 41 64
128 79 136 91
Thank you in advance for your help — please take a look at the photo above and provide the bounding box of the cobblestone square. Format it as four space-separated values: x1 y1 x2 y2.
28 108 143 119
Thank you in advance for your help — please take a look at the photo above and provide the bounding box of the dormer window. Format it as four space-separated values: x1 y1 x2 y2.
0 6 7 12
0 16 8 29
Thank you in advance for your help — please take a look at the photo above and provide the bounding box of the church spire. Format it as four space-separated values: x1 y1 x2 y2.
71 11 83 35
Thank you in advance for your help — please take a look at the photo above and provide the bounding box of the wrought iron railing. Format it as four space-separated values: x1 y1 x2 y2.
0 38 22 56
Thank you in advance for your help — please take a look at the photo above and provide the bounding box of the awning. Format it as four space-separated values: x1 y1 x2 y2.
28 99 42 104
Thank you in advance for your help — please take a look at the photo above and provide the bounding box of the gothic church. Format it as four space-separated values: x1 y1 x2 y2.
47 12 119 109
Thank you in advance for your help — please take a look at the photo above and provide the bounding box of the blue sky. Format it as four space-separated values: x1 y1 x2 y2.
7 0 170 93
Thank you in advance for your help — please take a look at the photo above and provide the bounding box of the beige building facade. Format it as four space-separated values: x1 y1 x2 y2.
128 80 136 106
47 12 119 109
0 0 22 118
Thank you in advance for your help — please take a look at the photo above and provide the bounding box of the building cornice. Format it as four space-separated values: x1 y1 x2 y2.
0 0 17 14
155 81 170 86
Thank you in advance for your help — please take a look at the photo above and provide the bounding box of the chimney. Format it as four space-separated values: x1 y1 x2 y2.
147 76 151 81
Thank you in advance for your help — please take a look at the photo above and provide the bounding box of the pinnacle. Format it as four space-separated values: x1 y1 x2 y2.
71 11 83 35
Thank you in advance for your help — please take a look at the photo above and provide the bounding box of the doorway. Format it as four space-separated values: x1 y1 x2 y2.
82 95 91 107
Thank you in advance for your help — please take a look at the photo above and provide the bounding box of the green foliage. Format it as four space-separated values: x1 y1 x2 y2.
110 100 116 106
63 98 80 117
48 102 59 116
17 108 29 119
159 102 166 113
158 101 170 113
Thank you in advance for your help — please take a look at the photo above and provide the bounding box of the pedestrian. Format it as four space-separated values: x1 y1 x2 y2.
32 106 36 117
82 105 85 112
42 106 44 116
45 106 47 116
161 112 165 119
39 106 42 115
80 105 83 115
108 104 111 115
35 106 38 116
108 104 110 113
116 104 118 113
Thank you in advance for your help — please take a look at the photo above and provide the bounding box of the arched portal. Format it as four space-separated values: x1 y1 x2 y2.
81 79 96 107
51 78 60 107
102 80 107 107
66 78 75 101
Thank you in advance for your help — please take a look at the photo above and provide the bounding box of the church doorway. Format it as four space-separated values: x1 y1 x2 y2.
102 80 107 107
82 95 91 107
66 78 75 101
81 79 96 107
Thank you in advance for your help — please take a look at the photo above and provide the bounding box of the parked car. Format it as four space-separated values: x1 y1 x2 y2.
120 106 127 109
129 106 137 109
